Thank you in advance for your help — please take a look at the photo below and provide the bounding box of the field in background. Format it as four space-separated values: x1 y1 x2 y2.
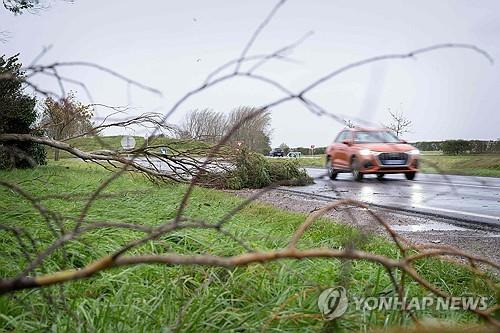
0 160 493 331
269 153 500 177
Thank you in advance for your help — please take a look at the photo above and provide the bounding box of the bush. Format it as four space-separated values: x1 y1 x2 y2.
220 148 313 190
227 148 271 189
267 158 312 185
0 54 47 169
0 135 46 169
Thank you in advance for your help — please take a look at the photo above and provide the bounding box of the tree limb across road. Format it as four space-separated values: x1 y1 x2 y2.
0 133 229 182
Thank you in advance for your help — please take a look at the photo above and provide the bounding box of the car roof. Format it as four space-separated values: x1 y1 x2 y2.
346 127 389 132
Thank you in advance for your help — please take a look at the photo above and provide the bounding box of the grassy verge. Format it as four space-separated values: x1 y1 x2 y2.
275 154 500 178
419 154 500 177
0 161 496 331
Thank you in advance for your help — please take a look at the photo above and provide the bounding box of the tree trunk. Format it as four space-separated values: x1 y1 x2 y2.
54 133 61 161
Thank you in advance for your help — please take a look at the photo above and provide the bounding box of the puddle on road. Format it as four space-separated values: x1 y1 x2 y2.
393 221 467 232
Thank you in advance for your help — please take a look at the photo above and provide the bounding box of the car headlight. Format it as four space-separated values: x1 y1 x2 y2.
359 149 373 156
408 149 420 155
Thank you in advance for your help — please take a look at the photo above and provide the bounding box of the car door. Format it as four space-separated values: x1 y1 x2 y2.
337 131 353 169
332 131 349 169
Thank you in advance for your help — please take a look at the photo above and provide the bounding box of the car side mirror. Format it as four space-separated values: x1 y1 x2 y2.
342 139 351 146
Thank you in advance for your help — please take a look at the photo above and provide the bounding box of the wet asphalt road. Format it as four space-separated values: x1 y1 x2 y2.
286 168 500 228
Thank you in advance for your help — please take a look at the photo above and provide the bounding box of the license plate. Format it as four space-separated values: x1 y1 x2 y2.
384 160 405 165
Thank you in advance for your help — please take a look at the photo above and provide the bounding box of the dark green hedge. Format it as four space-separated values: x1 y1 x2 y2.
414 140 500 155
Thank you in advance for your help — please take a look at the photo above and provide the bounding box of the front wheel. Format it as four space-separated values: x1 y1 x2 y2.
351 157 363 181
405 172 416 180
376 173 385 181
326 157 337 180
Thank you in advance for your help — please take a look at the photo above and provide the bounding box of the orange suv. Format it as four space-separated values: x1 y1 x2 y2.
325 128 419 181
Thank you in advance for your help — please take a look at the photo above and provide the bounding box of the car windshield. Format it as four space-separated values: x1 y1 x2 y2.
354 131 401 143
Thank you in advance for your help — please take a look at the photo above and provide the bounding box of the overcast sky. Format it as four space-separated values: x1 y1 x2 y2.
2 0 499 147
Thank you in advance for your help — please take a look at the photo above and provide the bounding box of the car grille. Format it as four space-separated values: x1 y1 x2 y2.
378 152 408 165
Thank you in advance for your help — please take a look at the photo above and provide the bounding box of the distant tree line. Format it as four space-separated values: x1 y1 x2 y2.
176 106 272 155
414 140 500 155
277 140 500 157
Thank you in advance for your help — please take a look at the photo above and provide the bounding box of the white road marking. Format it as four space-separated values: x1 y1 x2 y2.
415 180 500 190
412 204 500 221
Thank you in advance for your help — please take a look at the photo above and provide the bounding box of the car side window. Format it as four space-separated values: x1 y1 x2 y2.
335 131 346 143
344 131 352 142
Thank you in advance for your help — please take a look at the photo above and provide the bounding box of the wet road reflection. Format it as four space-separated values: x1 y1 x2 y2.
287 168 500 226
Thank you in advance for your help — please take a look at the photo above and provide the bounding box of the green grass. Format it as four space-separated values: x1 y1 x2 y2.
46 135 211 159
279 154 500 178
419 154 500 177
0 161 496 331
267 155 325 168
